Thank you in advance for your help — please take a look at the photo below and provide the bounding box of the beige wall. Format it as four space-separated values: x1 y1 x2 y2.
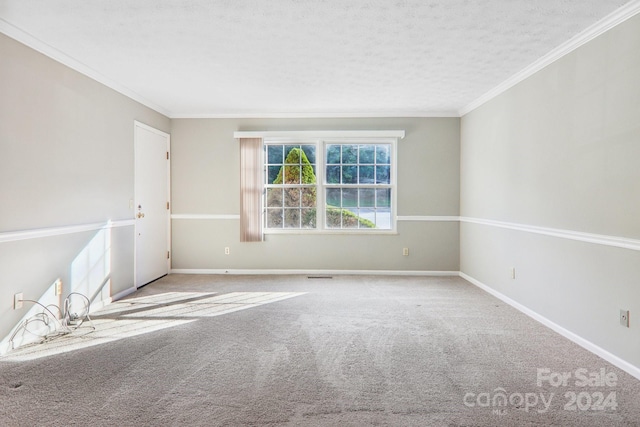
171 117 460 272
460 14 640 367
0 33 169 349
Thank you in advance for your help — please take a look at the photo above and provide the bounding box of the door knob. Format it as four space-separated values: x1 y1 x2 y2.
137 212 145 218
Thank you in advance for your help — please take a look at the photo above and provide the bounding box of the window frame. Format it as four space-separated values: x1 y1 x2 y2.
262 136 398 235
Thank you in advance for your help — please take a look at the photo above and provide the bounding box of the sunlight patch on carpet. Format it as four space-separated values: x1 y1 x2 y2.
2 291 306 361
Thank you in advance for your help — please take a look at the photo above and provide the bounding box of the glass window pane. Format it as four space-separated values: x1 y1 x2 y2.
267 209 283 228
326 165 341 184
342 165 357 184
325 208 341 228
359 208 376 229
342 209 359 228
360 189 375 207
301 208 315 228
359 165 375 184
326 145 341 164
266 188 283 207
301 145 316 164
268 165 281 184
267 145 283 164
342 145 357 163
376 208 392 229
342 188 358 207
376 145 390 164
359 145 375 163
301 164 316 184
284 188 300 207
376 165 390 184
301 188 316 207
284 209 300 228
283 165 300 184
326 188 341 207
285 145 300 163
376 189 391 207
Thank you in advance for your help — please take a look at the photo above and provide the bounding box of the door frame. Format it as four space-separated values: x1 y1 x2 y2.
134 120 171 288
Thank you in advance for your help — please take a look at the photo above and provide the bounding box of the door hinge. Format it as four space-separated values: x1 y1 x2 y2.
167 201 170 210
166 151 170 160
167 251 170 259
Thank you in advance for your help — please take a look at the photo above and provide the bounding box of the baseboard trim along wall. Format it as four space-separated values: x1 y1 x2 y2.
109 286 137 303
170 269 460 277
459 272 640 381
0 219 135 243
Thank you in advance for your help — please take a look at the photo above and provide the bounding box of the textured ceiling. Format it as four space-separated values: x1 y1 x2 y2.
0 0 635 117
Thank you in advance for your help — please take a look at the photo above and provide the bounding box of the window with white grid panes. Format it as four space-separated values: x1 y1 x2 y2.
263 140 395 232
325 143 392 230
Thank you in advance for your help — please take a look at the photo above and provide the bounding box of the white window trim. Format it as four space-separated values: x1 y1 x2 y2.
246 131 404 235
234 130 405 140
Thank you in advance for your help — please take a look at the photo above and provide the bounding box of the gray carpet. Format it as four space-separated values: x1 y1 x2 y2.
1 274 639 426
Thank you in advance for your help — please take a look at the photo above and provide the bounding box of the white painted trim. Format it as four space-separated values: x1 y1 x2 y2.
133 120 170 138
0 19 172 118
460 217 640 252
233 130 405 139
171 269 460 277
168 214 640 252
397 215 460 222
171 214 240 220
459 0 640 116
110 286 137 302
459 272 640 381
0 219 134 243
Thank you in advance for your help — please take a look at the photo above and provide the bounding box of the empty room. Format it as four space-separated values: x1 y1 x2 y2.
1 1 639 425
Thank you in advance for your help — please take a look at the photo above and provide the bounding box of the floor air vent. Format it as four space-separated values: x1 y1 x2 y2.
307 276 333 279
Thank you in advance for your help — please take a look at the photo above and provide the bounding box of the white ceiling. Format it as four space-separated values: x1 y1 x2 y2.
0 0 637 117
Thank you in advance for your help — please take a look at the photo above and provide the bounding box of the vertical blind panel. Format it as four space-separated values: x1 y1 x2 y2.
239 138 263 242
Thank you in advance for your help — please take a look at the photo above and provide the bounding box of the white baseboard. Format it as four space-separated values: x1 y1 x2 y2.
110 286 137 302
89 286 137 313
459 272 640 381
170 268 460 277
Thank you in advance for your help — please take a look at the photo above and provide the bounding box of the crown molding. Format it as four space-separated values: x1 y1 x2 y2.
0 18 172 118
459 0 640 116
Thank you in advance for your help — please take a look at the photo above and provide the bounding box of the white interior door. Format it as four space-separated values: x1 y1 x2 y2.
134 121 170 287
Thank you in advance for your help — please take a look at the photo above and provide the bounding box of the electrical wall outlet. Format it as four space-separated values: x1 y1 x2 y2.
224 247 230 255
14 293 23 310
55 279 62 296
620 309 630 328
402 248 409 256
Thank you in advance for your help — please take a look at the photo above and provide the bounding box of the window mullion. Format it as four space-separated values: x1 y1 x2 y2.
317 140 325 230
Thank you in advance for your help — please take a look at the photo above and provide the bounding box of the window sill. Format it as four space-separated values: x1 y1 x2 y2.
263 229 399 236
